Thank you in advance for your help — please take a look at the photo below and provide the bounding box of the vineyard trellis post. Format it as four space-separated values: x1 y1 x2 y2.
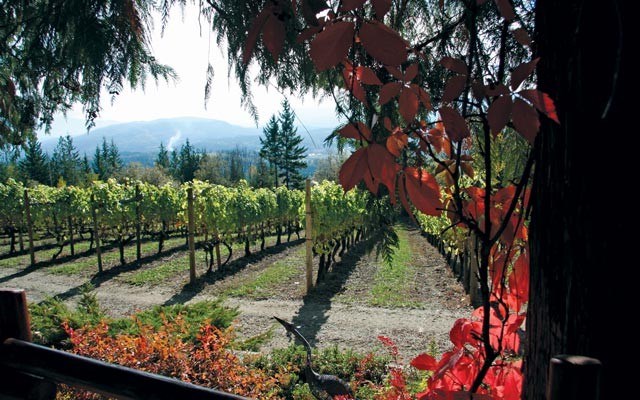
90 194 102 273
214 228 222 268
23 189 35 266
68 216 74 256
135 184 141 262
547 355 602 400
187 186 196 284
305 179 313 293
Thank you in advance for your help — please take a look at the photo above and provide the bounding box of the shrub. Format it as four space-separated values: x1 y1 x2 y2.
61 317 281 399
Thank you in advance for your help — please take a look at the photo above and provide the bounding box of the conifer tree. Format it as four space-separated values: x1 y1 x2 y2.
156 142 170 170
259 115 280 186
19 137 50 185
277 100 307 189
50 135 81 186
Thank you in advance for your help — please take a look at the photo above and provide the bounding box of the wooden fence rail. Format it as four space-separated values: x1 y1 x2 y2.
0 289 248 400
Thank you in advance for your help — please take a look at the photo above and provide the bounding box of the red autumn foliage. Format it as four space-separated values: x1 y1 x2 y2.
240 1 561 398
60 318 280 399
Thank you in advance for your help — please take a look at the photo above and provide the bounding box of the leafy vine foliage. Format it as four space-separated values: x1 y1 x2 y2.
232 0 559 398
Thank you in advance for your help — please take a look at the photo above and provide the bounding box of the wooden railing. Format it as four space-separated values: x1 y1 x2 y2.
0 289 248 400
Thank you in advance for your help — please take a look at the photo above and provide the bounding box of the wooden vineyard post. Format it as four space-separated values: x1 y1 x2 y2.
0 289 57 399
305 179 313 293
468 233 479 307
187 186 196 284
547 355 602 400
68 216 75 256
91 194 103 273
23 189 35 266
214 228 222 268
135 184 141 262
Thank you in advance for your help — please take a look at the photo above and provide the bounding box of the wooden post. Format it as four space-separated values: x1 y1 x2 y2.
214 228 222 268
305 179 313 293
68 216 75 256
187 187 196 284
0 289 31 342
0 289 57 399
547 355 601 400
135 184 141 262
468 234 479 306
91 194 102 273
23 189 36 266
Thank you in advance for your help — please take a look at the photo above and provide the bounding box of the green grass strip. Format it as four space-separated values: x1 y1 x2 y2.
369 227 421 308
225 248 304 298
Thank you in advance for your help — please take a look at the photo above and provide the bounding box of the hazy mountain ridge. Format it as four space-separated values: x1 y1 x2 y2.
39 117 335 162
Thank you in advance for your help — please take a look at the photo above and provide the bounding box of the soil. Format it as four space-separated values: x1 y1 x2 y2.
0 226 471 359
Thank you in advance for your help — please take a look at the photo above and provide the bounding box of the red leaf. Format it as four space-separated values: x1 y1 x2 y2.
440 57 468 75
512 98 540 143
512 27 532 46
372 0 392 18
301 0 328 25
399 88 419 122
404 167 442 216
359 21 408 66
487 95 513 135
411 353 438 371
386 131 408 156
494 0 515 21
263 14 286 61
343 74 368 104
339 147 368 191
486 83 510 97
310 21 355 71
368 144 398 192
337 122 372 141
296 26 322 43
359 66 382 85
442 75 467 103
340 0 366 12
519 89 559 123
427 127 444 153
383 116 393 132
404 63 419 82
242 9 270 64
363 169 378 194
439 106 471 142
412 84 432 110
510 58 539 91
471 80 486 99
432 348 464 382
379 82 402 105
386 66 403 80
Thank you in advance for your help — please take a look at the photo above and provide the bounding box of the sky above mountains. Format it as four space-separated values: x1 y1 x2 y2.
62 5 339 129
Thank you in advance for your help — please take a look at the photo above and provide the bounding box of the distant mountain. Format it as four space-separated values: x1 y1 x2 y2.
39 117 335 163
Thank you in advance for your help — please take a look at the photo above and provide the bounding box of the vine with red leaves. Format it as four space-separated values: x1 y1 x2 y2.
241 0 558 398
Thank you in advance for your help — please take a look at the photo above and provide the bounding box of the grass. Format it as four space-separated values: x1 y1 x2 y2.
48 238 185 276
123 235 286 286
369 226 422 308
225 248 305 298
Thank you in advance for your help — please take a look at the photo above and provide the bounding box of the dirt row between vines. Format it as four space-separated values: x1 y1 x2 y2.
0 226 471 359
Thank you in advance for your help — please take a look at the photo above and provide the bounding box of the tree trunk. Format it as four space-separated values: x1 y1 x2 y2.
527 2 630 399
